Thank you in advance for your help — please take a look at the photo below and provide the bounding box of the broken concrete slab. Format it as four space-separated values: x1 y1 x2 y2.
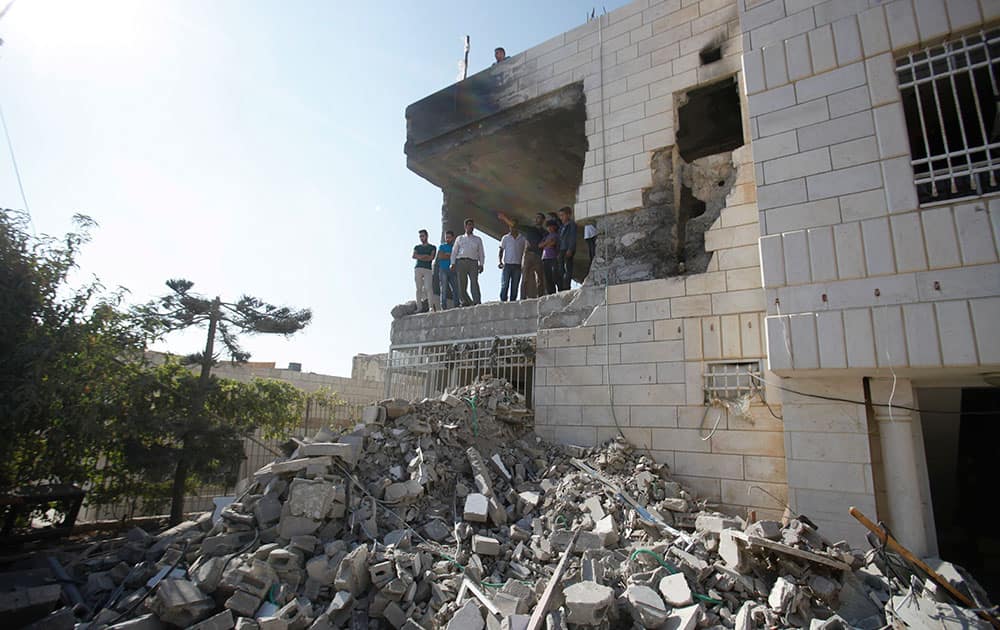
625 584 668 628
381 399 414 419
888 588 992 629
37 377 996 630
563 581 614 626
286 478 338 521
472 535 501 556
447 600 485 630
187 609 235 630
333 545 370 597
463 493 489 523
768 576 798 613
695 513 743 535
144 579 215 627
295 442 359 468
663 604 700 630
659 572 693 607
745 520 782 540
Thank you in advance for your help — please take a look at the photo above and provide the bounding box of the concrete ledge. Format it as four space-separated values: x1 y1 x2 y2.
390 299 542 345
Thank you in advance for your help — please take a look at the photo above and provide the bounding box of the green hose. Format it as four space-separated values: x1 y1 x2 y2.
462 396 479 436
628 548 723 605
693 593 724 605
629 548 679 573
436 550 531 587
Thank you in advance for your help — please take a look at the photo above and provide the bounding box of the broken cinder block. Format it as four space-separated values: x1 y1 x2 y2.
463 493 489 523
563 581 614 626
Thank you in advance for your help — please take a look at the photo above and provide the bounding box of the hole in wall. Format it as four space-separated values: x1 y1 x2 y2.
675 77 744 162
677 183 706 270
699 45 722 65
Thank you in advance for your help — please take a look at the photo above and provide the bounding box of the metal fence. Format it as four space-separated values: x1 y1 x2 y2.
384 336 536 404
80 386 382 522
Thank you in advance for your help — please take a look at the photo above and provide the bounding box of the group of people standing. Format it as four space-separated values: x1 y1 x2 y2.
499 206 580 301
412 207 596 312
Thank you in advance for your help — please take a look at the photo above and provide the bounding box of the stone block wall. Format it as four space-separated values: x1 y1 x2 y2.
738 0 998 551
740 0 1000 373
534 144 783 520
210 363 383 402
445 0 747 219
447 0 788 519
390 299 542 345
397 0 1000 549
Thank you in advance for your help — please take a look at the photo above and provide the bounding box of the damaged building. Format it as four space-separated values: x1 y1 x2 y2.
394 0 1000 590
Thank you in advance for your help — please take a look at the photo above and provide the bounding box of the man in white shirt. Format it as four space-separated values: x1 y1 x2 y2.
452 218 485 306
498 223 527 301
583 222 598 278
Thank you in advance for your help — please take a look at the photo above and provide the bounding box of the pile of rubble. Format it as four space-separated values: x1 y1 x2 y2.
10 377 997 629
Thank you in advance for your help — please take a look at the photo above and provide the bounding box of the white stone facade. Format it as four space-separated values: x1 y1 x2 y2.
495 0 1000 553
742 0 998 553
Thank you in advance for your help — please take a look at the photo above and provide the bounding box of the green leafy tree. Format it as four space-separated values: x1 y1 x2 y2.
0 209 146 492
136 280 312 523
93 360 304 519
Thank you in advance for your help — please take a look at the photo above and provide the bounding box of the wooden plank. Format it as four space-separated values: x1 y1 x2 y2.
744 535 851 571
526 527 580 630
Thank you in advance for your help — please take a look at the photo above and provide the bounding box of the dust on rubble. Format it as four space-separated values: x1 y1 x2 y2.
4 376 996 629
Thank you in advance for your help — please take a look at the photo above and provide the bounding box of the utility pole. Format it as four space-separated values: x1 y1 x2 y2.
0 0 17 26
462 35 470 79
0 0 19 48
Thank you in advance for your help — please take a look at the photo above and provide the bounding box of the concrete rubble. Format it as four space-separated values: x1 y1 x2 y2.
8 377 996 629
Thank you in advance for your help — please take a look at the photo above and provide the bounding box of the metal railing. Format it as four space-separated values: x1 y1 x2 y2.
897 29 999 204
79 389 380 522
384 335 536 404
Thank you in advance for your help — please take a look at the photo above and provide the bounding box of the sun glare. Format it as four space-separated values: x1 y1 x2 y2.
7 0 151 58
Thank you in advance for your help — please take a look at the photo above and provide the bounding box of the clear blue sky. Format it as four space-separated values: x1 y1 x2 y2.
0 0 629 376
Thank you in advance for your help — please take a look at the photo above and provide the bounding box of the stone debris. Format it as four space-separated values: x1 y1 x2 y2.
11 376 997 630
563 582 614 626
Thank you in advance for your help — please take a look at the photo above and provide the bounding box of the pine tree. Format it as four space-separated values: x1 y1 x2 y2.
136 280 312 523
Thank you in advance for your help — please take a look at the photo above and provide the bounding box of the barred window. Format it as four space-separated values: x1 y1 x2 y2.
896 30 999 204
703 360 763 404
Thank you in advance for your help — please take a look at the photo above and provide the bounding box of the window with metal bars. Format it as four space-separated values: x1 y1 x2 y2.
384 336 535 404
896 30 999 204
703 360 763 403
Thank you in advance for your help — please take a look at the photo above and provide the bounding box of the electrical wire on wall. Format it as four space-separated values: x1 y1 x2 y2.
871 303 898 422
747 371 997 415
597 10 629 444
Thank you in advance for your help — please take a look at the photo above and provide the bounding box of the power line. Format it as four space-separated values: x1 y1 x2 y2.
1 0 32 225
0 0 18 23
0 100 31 217
748 373 998 416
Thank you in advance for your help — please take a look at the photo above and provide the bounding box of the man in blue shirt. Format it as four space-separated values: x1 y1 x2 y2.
436 230 459 309
557 206 577 291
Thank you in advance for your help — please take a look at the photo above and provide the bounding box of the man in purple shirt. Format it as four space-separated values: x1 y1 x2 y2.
557 206 577 291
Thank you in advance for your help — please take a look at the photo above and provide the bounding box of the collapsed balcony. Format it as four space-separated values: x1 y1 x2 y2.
405 74 591 281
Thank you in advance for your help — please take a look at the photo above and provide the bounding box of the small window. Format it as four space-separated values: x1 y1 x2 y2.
703 361 763 404
897 30 1000 204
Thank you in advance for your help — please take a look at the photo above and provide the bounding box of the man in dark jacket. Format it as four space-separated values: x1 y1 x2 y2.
557 206 577 291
